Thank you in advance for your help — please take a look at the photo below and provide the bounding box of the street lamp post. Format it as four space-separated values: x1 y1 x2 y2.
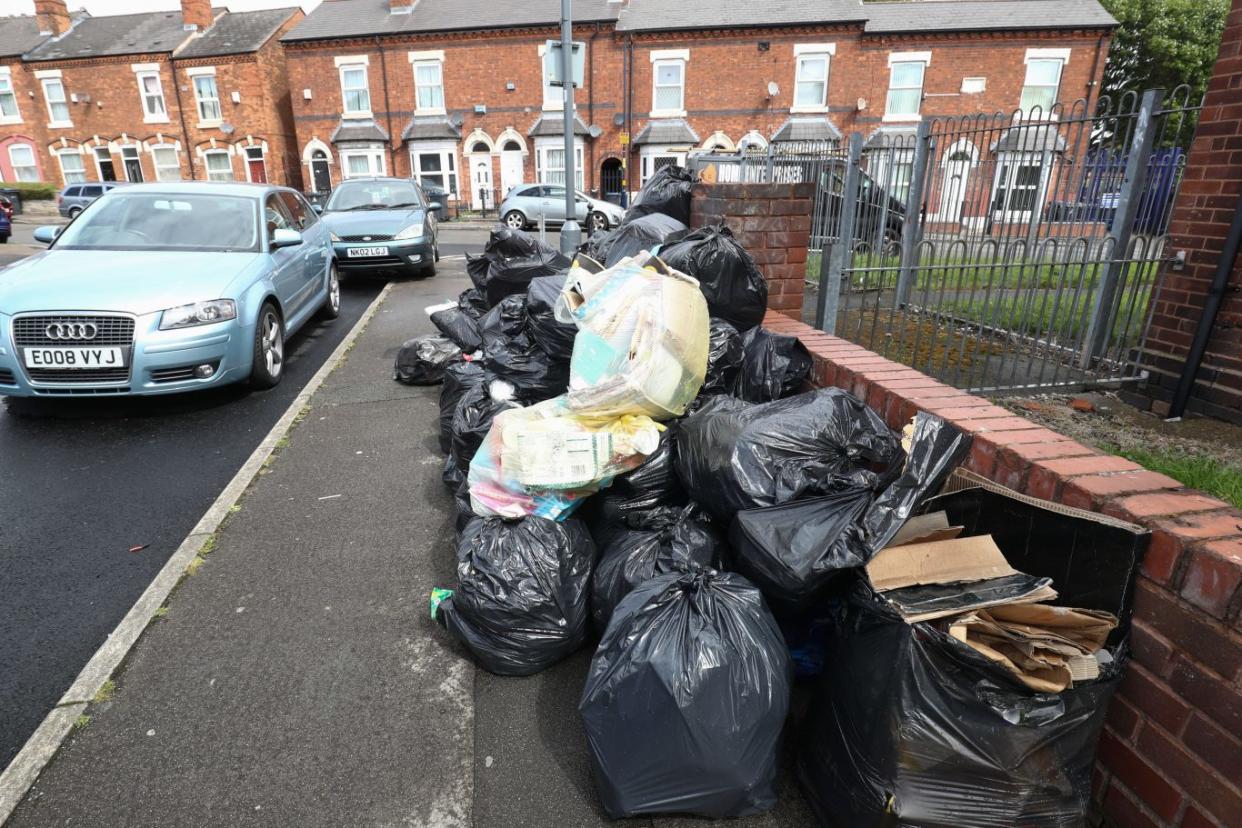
558 0 581 254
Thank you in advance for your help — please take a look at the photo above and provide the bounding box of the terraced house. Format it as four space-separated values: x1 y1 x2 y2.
3 0 304 189
282 0 1117 208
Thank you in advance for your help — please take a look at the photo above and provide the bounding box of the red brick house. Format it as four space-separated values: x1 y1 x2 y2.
282 0 1115 208
0 10 62 184
14 0 303 189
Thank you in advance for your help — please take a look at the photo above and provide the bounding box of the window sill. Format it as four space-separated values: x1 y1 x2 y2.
789 106 829 115
47 121 73 129
882 113 922 123
144 116 171 124
415 107 446 117
648 110 687 119
542 102 564 112
197 120 223 129
0 116 22 125
341 111 374 120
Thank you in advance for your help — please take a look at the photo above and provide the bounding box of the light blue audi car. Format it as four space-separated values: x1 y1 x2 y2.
0 182 338 397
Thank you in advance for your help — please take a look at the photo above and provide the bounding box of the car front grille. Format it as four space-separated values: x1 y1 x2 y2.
339 234 394 242
339 254 407 268
0 368 15 385
12 314 134 385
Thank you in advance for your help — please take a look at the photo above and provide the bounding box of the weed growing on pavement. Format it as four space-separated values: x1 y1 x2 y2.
73 715 90 730
153 606 169 620
293 404 312 425
185 556 204 577
94 680 115 703
275 435 291 450
200 535 217 556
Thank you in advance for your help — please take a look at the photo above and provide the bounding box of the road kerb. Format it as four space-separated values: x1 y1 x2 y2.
0 280 395 825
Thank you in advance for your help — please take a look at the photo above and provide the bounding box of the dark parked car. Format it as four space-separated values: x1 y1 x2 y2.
814 161 906 251
318 178 440 278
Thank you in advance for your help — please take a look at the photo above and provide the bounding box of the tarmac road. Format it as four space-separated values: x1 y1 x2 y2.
0 226 487 771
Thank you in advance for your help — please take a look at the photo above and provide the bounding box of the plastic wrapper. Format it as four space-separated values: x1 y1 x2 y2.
439 359 486 454
524 274 577 362
468 396 662 521
701 318 744 397
479 294 569 402
622 164 695 226
590 503 723 631
733 326 813 403
676 389 904 523
430 303 483 353
583 426 686 545
394 334 461 386
579 569 791 819
659 226 769 331
434 515 595 676
444 377 519 491
727 414 971 616
599 213 689 268
557 252 709 420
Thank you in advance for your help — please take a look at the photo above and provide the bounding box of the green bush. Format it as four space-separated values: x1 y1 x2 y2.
1 182 58 201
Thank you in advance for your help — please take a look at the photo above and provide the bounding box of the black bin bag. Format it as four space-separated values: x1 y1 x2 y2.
660 226 769 331
623 164 696 226
701 318 744 397
443 377 517 491
430 301 484 353
590 503 723 631
579 569 792 819
436 516 596 676
582 426 686 545
479 294 569 402
438 360 485 454
524 273 576 362
473 225 571 307
733 326 813 403
394 334 461 386
676 389 904 523
797 476 1150 828
601 212 689 268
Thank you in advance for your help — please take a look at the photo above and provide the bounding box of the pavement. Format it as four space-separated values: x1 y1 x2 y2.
6 242 818 827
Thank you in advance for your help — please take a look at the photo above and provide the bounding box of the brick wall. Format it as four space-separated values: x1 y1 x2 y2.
0 57 48 182
1138 0 1242 422
693 180 1242 828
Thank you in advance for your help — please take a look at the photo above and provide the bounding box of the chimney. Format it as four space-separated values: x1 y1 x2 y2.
34 0 71 36
180 0 213 31
389 0 417 14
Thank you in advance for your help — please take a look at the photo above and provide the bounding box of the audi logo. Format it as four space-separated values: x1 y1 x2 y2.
45 322 99 341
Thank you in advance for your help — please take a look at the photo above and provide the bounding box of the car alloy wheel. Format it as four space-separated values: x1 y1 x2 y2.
262 310 284 378
68 207 82 219
319 263 342 320
590 211 609 231
503 211 525 230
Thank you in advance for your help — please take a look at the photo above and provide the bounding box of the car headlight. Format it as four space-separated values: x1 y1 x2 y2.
394 224 425 241
160 299 237 330
329 231 341 242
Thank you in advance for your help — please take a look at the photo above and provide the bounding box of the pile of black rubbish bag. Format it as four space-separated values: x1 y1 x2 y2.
393 166 1150 827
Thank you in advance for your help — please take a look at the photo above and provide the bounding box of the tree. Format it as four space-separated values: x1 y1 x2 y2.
1100 0 1230 109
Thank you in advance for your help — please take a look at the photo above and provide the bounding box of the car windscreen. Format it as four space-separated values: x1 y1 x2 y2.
325 180 424 211
53 193 260 253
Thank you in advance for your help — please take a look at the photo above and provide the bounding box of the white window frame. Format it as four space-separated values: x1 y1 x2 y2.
410 141 459 199
91 145 114 181
203 149 234 182
961 77 986 94
37 71 71 129
1020 49 1069 116
335 55 372 120
150 144 181 181
8 143 38 182
187 67 222 126
649 49 688 118
133 64 169 124
990 151 1053 222
243 146 266 182
534 136 584 190
538 44 563 112
340 147 386 179
884 52 930 122
54 148 86 185
792 43 835 114
119 145 144 182
639 144 689 185
409 50 446 116
869 147 916 205
0 68 21 125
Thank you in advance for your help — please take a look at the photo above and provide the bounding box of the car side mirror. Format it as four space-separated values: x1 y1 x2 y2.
428 201 443 212
270 228 303 250
33 226 60 244
311 203 323 214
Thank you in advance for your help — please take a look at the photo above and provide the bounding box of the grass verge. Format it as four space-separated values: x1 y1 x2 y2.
1110 447 1242 510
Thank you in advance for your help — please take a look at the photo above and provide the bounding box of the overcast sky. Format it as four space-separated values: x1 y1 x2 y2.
9 0 323 14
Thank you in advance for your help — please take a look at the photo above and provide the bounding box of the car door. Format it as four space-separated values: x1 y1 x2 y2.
280 191 330 303
542 186 567 222
264 194 306 317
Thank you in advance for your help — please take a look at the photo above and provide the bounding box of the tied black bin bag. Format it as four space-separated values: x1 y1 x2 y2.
524 274 577 362
797 478 1150 828
622 164 696 226
479 294 569 401
430 296 484 352
394 334 461 386
599 212 689 268
436 516 596 676
590 503 723 631
470 226 571 307
733 326 814 403
443 378 517 491
438 359 486 453
677 389 904 523
660 226 769 331
579 569 792 819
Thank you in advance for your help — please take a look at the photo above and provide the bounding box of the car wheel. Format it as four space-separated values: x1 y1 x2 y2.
419 257 437 278
249 302 285 390
434 240 440 262
68 206 82 219
0 236 7 245
503 210 526 230
589 211 609 232
318 262 341 320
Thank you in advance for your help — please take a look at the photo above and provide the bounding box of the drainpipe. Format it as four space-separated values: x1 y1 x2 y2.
588 23 599 193
170 60 196 180
1167 190 1242 419
624 33 633 207
376 35 396 174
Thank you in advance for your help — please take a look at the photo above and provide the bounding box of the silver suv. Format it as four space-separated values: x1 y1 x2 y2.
499 184 624 233
58 181 129 219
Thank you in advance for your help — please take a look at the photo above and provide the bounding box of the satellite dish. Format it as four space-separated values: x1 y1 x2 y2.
612 113 624 126
767 81 780 97
588 124 604 139
450 113 465 128
219 123 235 135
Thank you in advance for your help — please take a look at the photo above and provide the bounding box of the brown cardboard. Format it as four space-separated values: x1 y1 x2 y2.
886 511 965 548
866 535 1017 591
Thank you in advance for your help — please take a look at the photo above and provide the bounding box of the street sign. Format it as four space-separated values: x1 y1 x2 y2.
619 132 629 145
545 40 585 87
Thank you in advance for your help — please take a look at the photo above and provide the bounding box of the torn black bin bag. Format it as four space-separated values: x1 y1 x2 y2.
394 334 461 386
601 212 689 268
524 273 577 362
676 389 904 523
590 503 723 631
583 426 687 545
437 515 596 676
700 318 744 397
580 569 791 819
438 359 486 454
479 294 569 401
430 305 483 353
466 253 492 294
727 414 970 615
443 378 518 491
480 245 572 308
797 477 1149 828
660 226 769 331
622 164 696 226
482 223 542 259
458 287 489 318
733 326 813 403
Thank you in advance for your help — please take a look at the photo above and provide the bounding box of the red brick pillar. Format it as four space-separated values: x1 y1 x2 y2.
689 182 813 320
